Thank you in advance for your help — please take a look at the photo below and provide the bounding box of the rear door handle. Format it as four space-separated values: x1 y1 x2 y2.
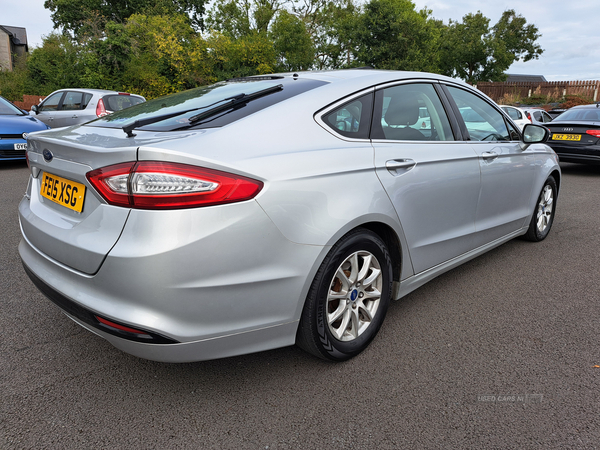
386 159 416 174
385 159 417 176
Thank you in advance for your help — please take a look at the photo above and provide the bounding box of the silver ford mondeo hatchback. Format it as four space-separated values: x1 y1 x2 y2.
19 70 560 362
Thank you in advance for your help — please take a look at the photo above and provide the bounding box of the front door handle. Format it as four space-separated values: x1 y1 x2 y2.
481 151 499 160
386 159 416 174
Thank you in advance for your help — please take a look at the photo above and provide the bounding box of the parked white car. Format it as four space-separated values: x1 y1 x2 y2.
500 105 531 130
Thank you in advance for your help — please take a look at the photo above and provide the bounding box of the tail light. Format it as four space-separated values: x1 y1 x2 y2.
526 112 532 121
96 98 108 117
586 130 600 137
87 161 263 209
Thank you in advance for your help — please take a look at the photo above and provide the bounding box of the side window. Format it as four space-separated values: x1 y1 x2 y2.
322 93 373 139
371 83 454 141
60 91 84 111
82 93 93 109
510 108 522 120
39 92 64 112
447 86 510 141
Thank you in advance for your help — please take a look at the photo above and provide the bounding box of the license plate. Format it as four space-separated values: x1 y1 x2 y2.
552 133 581 141
40 172 86 213
14 143 27 150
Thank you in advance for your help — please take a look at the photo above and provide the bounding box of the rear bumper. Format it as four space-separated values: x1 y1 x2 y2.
18 198 327 362
547 143 600 164
554 152 600 165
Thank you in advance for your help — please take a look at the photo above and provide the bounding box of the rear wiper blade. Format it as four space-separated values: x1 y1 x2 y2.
122 97 234 137
186 84 283 126
122 84 283 137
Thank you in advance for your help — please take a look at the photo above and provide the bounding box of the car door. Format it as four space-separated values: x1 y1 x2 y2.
445 85 537 247
54 91 83 127
34 91 64 127
371 82 481 274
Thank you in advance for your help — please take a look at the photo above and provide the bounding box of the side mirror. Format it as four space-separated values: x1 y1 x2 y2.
31 105 39 114
522 123 549 144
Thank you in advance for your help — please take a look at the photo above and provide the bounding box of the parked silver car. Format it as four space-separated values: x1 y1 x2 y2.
19 70 560 363
30 88 145 128
521 107 554 125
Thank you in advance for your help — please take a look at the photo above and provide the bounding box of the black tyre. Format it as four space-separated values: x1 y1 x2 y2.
524 176 557 242
296 228 393 361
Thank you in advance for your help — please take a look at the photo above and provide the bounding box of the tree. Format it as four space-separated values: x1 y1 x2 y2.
308 0 360 69
270 10 314 71
26 33 82 94
44 0 207 37
439 9 543 83
207 31 276 80
119 14 214 98
349 0 441 71
493 9 543 64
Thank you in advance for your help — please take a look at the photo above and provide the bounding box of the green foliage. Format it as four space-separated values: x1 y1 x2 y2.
349 0 441 71
309 0 360 69
119 14 214 98
15 0 544 99
208 31 276 80
270 10 314 71
0 65 28 100
44 0 206 37
440 9 543 84
26 33 82 94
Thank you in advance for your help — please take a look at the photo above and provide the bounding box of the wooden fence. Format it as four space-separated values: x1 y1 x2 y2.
476 80 600 103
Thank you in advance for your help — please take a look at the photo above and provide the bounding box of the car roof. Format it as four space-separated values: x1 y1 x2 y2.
271 69 470 87
50 88 143 96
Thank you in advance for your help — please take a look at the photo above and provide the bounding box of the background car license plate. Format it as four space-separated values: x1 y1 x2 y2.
40 172 86 212
552 134 581 141
14 143 27 150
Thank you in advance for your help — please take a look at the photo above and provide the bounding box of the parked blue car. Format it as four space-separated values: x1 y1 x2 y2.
0 96 49 161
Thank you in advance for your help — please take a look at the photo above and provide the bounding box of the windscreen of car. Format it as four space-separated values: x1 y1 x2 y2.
103 94 146 112
0 96 25 115
87 77 327 132
555 108 600 121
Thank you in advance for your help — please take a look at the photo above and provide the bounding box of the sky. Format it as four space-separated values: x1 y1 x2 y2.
1 0 599 81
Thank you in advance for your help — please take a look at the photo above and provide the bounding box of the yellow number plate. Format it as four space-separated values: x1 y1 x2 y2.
40 172 86 213
552 133 581 141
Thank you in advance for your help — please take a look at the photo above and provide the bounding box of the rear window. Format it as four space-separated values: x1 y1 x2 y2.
88 77 327 132
103 94 146 112
557 108 600 121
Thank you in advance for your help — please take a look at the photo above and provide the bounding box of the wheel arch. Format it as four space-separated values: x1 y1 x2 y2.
550 169 561 194
358 221 403 285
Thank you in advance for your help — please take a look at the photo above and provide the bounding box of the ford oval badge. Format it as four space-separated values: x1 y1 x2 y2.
43 149 53 162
